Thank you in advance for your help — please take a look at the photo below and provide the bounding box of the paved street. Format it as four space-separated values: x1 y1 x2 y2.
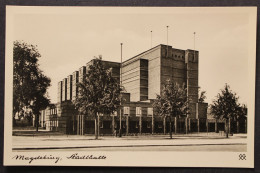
12 132 247 152
52 144 246 152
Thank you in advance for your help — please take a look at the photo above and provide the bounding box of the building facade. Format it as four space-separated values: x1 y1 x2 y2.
40 44 245 135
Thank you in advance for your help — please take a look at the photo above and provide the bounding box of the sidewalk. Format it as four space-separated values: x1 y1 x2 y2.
12 133 247 150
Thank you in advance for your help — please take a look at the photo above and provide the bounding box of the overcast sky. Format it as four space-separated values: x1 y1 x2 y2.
12 7 253 105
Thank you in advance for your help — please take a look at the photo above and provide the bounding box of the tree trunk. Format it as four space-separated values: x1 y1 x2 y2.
225 119 229 138
112 115 115 134
169 116 172 139
95 115 98 140
215 119 218 133
174 117 177 134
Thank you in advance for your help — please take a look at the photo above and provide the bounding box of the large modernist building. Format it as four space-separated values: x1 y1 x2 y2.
39 44 246 135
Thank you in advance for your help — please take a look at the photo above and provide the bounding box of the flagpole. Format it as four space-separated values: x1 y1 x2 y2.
193 32 196 57
167 26 169 57
119 43 123 137
151 30 153 48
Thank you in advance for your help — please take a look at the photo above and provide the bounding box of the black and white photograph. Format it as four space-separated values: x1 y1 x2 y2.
4 6 256 167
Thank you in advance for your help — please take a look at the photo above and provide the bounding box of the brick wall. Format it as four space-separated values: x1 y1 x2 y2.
72 71 79 101
185 50 199 104
67 75 72 101
196 103 208 119
62 78 67 101
57 81 62 103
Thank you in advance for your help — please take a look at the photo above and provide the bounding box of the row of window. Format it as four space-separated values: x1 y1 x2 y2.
103 121 162 129
111 107 154 116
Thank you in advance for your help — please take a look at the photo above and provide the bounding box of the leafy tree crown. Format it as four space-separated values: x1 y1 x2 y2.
211 84 246 120
13 41 51 118
153 80 190 118
74 56 122 117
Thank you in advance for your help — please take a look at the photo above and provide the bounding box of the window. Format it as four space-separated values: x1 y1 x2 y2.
136 107 142 116
124 107 130 115
147 108 153 117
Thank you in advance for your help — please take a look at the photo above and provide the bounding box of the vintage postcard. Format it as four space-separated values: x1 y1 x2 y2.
4 6 256 167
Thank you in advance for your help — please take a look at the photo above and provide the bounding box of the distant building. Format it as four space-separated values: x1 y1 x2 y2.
40 44 246 135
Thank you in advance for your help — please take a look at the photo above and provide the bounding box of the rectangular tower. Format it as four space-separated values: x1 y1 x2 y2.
57 81 63 103
67 75 72 100
185 49 199 118
79 66 86 83
72 71 79 101
122 45 161 101
62 78 67 101
160 46 187 87
122 59 148 101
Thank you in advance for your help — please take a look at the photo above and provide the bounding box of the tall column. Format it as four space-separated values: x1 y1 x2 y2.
197 118 200 133
79 115 81 135
188 118 191 132
80 115 82 135
139 116 142 134
206 119 209 133
185 117 188 134
81 115 83 135
174 117 177 134
79 116 81 135
152 116 154 135
77 115 80 135
126 116 129 136
215 119 218 133
72 116 75 134
98 115 100 137
82 115 84 135
112 115 115 134
163 117 166 135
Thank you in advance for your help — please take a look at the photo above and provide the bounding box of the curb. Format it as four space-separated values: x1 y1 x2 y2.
12 143 246 150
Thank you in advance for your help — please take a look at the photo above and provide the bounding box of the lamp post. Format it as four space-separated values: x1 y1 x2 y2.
119 43 123 137
166 26 169 57
151 30 153 48
193 32 196 58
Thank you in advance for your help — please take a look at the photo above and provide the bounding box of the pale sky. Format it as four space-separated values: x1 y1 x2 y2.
12 7 253 105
